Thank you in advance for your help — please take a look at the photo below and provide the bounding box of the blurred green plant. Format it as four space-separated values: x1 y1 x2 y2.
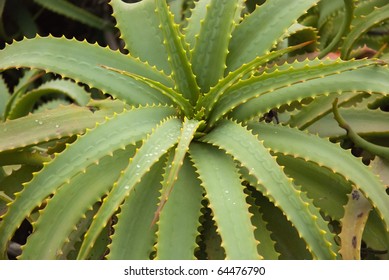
0 0 388 260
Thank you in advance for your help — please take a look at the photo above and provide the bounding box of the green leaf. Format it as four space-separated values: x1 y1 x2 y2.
249 188 312 260
8 79 91 119
287 92 368 130
0 76 10 119
4 70 42 120
276 154 350 220
333 99 389 160
226 60 389 124
363 209 389 252
318 0 354 58
249 122 389 234
0 165 40 216
184 0 209 49
199 42 312 117
107 155 166 260
226 0 320 71
191 0 243 92
101 65 193 118
34 0 111 30
203 120 337 259
307 106 389 139
341 4 389 59
77 117 182 259
190 142 260 259
110 0 171 74
209 58 378 126
156 156 203 260
0 106 176 258
0 105 106 153
152 118 201 226
0 37 173 105
156 0 200 104
19 147 136 259
245 186 280 259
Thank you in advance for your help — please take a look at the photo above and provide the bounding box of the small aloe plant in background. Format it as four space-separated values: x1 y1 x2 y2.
0 0 389 260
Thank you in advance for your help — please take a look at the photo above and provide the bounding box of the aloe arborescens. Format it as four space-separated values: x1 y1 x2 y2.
0 0 389 260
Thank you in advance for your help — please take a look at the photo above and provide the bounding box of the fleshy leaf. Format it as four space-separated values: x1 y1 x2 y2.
152 118 201 226
226 0 320 71
0 106 176 258
202 120 337 259
190 142 261 260
110 0 171 74
191 0 243 92
8 79 91 119
77 117 182 259
107 156 166 260
19 147 136 259
156 156 203 260
249 122 389 234
0 37 173 105
156 0 200 104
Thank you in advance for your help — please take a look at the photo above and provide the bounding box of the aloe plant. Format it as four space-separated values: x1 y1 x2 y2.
1 0 389 260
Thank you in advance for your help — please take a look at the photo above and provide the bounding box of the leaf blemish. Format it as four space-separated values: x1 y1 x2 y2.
352 236 357 249
351 190 360 200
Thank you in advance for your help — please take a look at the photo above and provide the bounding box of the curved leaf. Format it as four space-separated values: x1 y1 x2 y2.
110 0 171 74
0 105 105 152
0 76 10 119
152 118 201 226
8 79 91 119
226 0 320 71
0 105 176 258
156 156 203 260
200 42 312 116
77 117 182 259
209 58 382 126
228 61 389 124
102 65 193 117
249 122 389 234
287 92 368 130
203 120 337 259
276 154 350 220
19 147 136 259
156 0 200 104
108 155 166 260
307 106 389 139
318 0 353 58
3 70 42 120
341 4 389 59
191 0 242 92
190 142 260 260
0 37 173 105
333 99 389 160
